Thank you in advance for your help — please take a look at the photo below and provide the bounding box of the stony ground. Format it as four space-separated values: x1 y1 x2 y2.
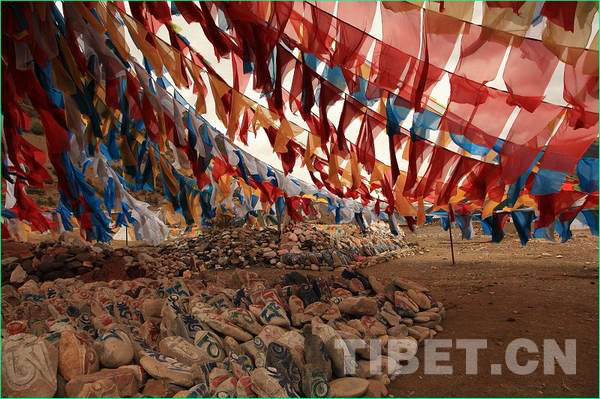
2 223 597 397
205 224 598 397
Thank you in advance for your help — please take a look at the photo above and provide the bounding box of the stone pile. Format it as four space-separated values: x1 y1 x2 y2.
2 223 416 282
2 268 444 398
158 222 415 274
2 241 148 283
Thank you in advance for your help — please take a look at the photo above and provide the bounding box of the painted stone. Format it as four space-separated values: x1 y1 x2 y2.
2 333 58 398
58 330 99 381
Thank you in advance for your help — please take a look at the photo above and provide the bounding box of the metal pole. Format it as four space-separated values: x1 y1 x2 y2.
448 209 455 265
125 224 128 247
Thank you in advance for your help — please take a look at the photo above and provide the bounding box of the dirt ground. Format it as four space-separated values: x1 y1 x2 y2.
381 225 598 397
214 224 598 397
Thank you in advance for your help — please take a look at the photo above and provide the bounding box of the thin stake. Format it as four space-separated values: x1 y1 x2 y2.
125 224 129 247
448 214 455 265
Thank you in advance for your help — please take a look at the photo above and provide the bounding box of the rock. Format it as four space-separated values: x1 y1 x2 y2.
159 336 212 365
250 367 289 397
388 324 409 337
194 331 226 363
288 295 306 325
338 296 378 316
393 277 429 293
140 354 194 387
368 275 385 294
58 330 99 381
394 292 419 315
205 318 253 342
322 304 342 321
2 333 58 398
142 299 163 320
77 377 120 397
10 265 27 284
65 366 143 397
266 342 302 396
357 355 399 377
366 379 388 397
329 377 369 397
241 338 268 368
97 328 134 368
223 336 242 355
258 301 291 327
313 323 356 377
226 308 263 335
304 301 329 317
236 375 256 397
142 378 175 398
406 289 432 310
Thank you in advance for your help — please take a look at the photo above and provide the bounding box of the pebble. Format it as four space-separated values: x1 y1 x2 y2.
97 329 134 368
9 265 27 284
2 247 443 397
139 354 195 387
65 365 143 397
58 330 99 381
2 333 59 397
330 377 370 397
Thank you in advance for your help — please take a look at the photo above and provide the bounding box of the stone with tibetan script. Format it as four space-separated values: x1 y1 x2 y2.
302 363 330 398
250 367 289 398
159 336 209 366
65 365 143 397
258 301 290 327
205 317 253 342
241 337 268 369
225 308 263 335
194 330 226 363
266 342 302 396
140 353 195 387
2 333 58 398
97 328 134 368
58 330 99 381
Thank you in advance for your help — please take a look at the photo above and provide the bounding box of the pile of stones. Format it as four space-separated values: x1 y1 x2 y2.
156 222 414 273
1 268 444 398
2 241 148 283
3 223 416 282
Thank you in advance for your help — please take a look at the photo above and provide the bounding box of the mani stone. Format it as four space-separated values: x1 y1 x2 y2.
194 330 226 363
65 365 143 397
76 378 120 397
205 318 253 342
329 377 370 398
139 353 195 387
159 336 211 365
58 330 99 381
97 328 134 368
2 333 59 398
258 301 291 327
250 367 289 397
